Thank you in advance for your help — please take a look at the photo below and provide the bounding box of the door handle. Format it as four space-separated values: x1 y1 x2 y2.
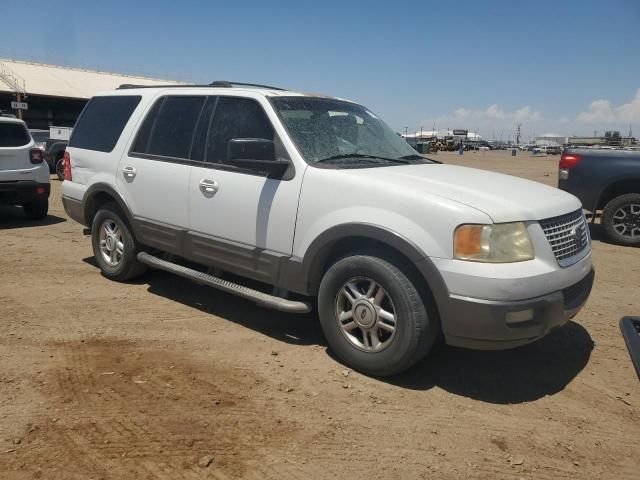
122 166 137 179
199 179 219 195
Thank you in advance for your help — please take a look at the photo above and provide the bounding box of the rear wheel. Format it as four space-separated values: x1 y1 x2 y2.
55 157 65 181
23 198 48 220
318 255 438 376
91 203 147 281
602 193 640 247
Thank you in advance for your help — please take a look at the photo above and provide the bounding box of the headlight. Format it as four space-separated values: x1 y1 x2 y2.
454 222 534 263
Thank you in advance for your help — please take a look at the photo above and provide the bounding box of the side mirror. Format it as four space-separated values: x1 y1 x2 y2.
227 138 288 174
228 138 275 161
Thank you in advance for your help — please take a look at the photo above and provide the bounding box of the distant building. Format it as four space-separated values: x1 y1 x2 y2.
0 58 184 129
535 133 567 146
567 131 636 147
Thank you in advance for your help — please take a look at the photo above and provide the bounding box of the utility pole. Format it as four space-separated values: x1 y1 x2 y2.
420 126 423 141
516 123 521 145
404 126 408 139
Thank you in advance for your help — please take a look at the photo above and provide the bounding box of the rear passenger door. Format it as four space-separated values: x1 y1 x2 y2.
187 96 303 284
118 95 206 253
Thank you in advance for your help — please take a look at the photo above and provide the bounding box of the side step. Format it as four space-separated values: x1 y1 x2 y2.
137 252 311 314
620 316 640 381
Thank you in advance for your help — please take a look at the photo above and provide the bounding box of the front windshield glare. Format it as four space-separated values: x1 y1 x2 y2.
272 97 419 163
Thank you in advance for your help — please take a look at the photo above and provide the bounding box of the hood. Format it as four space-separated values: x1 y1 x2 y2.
344 164 582 223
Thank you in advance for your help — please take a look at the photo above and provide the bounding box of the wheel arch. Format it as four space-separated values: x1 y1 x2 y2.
596 177 640 211
296 223 449 320
83 183 135 231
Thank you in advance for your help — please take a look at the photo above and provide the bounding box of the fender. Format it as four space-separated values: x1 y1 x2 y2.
279 223 450 318
593 175 640 213
83 182 136 231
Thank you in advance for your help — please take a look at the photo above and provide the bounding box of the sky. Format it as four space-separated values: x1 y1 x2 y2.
1 0 639 141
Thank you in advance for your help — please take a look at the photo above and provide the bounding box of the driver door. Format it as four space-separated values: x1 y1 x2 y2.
187 96 303 283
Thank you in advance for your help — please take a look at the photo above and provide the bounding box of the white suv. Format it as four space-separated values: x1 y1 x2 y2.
0 114 50 219
61 82 594 376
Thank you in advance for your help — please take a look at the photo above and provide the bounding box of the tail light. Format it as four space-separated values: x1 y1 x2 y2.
559 153 582 169
559 153 582 180
29 148 44 164
63 151 72 181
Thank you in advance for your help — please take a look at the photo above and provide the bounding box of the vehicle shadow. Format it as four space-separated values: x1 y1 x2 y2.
0 205 66 229
78 259 325 347
387 321 593 404
82 257 593 403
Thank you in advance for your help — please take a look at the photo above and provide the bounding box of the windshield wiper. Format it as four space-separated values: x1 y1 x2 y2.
400 154 441 164
316 153 410 164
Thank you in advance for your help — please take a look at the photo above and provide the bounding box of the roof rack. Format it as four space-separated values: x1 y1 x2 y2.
117 81 285 91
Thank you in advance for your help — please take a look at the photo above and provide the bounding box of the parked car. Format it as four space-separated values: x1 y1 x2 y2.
0 115 50 218
44 126 72 181
29 129 49 151
61 82 594 376
559 148 640 246
545 145 562 155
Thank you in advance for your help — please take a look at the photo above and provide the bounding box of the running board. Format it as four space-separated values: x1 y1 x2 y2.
620 316 640 380
137 252 311 314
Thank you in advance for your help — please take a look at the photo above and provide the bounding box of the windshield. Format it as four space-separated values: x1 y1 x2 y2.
272 97 423 165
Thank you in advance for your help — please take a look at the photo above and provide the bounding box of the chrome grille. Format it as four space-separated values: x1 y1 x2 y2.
539 210 590 266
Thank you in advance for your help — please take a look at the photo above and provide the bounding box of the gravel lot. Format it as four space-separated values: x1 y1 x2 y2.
1 150 638 479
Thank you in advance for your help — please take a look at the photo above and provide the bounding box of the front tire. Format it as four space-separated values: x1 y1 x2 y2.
91 203 147 281
23 198 48 220
318 255 438 376
602 193 640 247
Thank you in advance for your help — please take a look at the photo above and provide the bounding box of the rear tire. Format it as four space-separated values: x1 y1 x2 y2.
318 254 438 376
602 193 640 247
91 203 147 281
23 198 48 220
55 157 65 181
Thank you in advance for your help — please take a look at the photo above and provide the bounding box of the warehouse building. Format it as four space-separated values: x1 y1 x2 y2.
0 59 183 129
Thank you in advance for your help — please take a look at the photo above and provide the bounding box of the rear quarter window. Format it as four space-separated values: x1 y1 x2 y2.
69 96 141 152
0 123 31 147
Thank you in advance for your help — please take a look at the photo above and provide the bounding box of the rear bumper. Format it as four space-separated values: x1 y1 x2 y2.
61 194 85 225
0 181 50 205
444 268 595 350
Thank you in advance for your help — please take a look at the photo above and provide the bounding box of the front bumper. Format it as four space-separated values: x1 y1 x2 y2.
0 181 50 205
444 268 595 350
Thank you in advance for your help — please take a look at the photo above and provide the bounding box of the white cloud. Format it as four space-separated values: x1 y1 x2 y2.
454 107 470 118
576 89 640 124
485 104 505 119
576 99 616 124
514 106 542 122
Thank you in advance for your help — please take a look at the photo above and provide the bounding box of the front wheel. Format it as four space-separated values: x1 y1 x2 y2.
91 203 147 281
318 255 438 376
602 193 640 247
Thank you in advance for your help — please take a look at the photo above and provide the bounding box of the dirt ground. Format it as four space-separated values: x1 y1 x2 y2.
1 150 638 479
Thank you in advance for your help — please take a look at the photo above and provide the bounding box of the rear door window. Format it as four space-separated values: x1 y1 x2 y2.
0 123 31 147
69 96 141 152
131 96 206 160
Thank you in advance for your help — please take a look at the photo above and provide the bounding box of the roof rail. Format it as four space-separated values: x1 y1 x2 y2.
117 81 285 91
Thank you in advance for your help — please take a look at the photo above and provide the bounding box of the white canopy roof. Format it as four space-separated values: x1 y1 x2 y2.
0 59 185 99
